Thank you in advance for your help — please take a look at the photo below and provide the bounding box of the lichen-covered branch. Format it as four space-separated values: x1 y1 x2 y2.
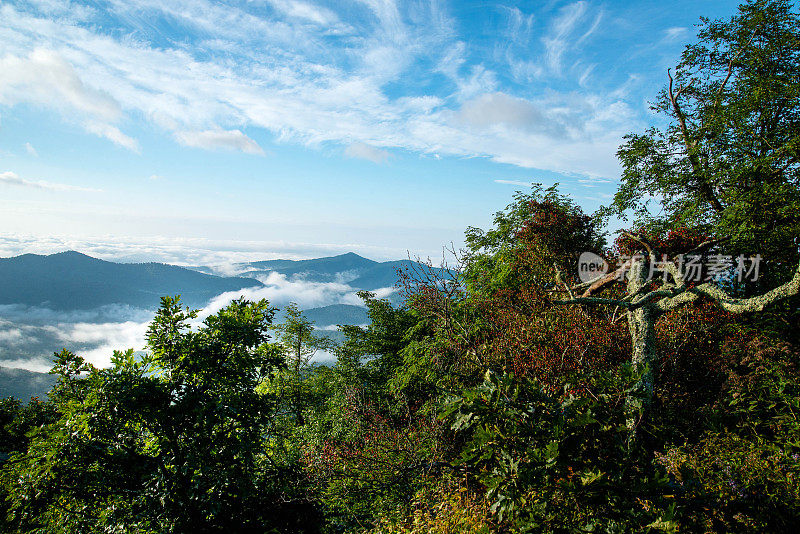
657 263 800 313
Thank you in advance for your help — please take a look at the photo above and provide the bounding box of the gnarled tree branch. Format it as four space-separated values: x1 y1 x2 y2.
657 263 800 313
668 69 725 213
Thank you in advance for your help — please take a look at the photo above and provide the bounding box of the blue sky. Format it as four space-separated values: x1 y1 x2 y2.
0 0 742 264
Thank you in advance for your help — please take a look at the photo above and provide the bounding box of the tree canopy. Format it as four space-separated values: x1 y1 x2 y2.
607 0 800 274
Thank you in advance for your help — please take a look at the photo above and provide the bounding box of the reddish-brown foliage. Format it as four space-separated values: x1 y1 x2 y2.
614 227 709 258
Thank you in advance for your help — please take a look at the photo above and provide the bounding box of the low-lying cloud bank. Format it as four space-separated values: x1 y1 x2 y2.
199 271 396 318
0 273 396 372
0 317 151 371
0 306 154 371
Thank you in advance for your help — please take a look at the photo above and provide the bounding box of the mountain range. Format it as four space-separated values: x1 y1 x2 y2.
0 367 56 401
0 251 264 310
0 249 431 314
198 251 433 294
0 250 447 399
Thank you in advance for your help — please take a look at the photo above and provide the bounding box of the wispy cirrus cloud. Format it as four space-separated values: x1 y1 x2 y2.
0 48 137 150
345 142 391 163
267 0 339 25
0 171 99 192
0 0 634 176
494 179 533 188
664 26 688 40
542 1 604 76
84 120 140 152
176 129 264 155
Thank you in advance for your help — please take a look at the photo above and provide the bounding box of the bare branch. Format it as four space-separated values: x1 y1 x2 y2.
709 30 756 123
555 263 592 318
685 236 729 256
623 231 656 264
629 282 686 309
667 69 725 213
579 260 631 297
553 264 576 300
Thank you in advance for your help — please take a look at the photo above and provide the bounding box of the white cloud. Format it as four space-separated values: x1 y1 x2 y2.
457 92 571 138
24 142 38 156
0 325 25 344
412 90 629 177
0 303 154 326
200 271 353 318
55 320 150 367
0 1 631 178
310 349 336 364
340 285 396 305
0 170 99 192
0 48 119 120
0 48 138 150
0 357 54 373
84 120 140 152
0 267 400 372
319 323 365 331
199 272 399 325
664 26 688 40
176 129 264 155
0 305 154 370
267 0 338 25
494 179 533 188
345 142 391 163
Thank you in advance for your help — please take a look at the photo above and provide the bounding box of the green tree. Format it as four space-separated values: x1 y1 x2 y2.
606 0 800 277
464 184 604 296
0 296 319 533
579 0 800 426
0 397 57 465
271 303 334 426
299 293 445 531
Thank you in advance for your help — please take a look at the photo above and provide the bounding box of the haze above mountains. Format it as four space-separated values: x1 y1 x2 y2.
0 250 438 399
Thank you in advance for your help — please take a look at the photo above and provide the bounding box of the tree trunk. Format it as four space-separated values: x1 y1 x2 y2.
625 258 660 435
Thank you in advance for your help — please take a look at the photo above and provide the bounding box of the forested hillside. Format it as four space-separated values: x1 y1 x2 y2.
1 1 799 532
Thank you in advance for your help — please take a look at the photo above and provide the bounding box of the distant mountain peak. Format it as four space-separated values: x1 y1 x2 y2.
7 250 104 263
51 250 95 259
325 251 374 263
0 251 264 310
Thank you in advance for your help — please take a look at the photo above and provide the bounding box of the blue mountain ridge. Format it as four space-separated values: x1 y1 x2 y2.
229 253 446 294
0 251 263 310
0 251 451 400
